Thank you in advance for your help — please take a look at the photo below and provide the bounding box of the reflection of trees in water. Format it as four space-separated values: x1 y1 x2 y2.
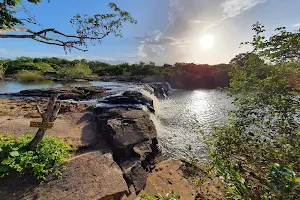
61 81 92 87
20 80 57 86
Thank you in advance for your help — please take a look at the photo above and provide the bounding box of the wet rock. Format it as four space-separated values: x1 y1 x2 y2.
146 82 171 99
99 91 155 113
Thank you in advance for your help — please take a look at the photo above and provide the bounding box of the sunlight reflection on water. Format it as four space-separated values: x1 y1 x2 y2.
156 89 233 162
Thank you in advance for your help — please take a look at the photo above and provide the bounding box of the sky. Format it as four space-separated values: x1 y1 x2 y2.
0 0 300 65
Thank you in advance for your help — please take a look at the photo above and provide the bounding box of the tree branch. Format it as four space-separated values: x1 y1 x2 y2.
36 104 43 116
0 27 110 52
0 27 28 33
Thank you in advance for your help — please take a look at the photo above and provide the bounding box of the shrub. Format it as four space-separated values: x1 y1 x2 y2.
35 62 54 73
16 70 44 82
0 134 72 180
57 63 92 79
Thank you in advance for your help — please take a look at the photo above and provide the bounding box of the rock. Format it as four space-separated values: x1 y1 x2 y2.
8 86 108 100
123 161 148 193
142 159 225 200
146 82 171 99
96 108 159 194
0 152 129 200
97 108 157 161
99 91 155 113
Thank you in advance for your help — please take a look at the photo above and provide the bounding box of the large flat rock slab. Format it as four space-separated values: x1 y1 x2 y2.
0 152 129 200
141 159 225 200
0 99 104 147
0 112 99 147
142 160 198 199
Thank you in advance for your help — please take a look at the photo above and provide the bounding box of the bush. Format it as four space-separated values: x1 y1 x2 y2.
0 134 72 180
57 63 92 79
16 70 44 82
35 62 54 73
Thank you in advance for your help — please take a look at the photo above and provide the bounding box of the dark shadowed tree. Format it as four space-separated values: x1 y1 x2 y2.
230 53 250 67
0 0 137 52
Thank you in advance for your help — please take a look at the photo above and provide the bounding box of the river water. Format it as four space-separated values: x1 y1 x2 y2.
154 89 233 161
0 80 233 161
0 80 136 94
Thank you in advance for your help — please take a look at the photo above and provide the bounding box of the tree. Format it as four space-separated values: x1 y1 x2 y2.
57 63 92 78
229 53 250 67
241 22 300 63
28 93 61 150
0 1 137 52
0 57 10 79
203 23 300 199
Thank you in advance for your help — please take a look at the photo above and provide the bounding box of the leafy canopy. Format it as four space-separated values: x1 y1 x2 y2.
242 22 300 63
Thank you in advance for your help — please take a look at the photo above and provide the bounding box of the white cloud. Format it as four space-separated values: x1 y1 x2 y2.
0 48 6 53
222 0 266 18
293 23 300 27
135 31 187 47
203 0 267 31
192 20 211 24
136 0 268 64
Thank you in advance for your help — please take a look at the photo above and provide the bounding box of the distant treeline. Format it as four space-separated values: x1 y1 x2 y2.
0 57 233 88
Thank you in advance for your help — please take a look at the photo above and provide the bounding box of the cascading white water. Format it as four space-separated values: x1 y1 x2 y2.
138 85 233 162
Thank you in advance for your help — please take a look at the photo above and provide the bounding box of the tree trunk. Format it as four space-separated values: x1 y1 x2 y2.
27 129 47 150
27 93 61 151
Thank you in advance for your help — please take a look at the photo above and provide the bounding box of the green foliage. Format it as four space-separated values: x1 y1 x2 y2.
202 23 300 199
16 70 44 82
0 61 5 80
266 164 300 199
57 63 92 79
242 22 300 63
1 57 233 90
34 62 54 73
0 134 71 180
140 191 180 200
70 3 137 40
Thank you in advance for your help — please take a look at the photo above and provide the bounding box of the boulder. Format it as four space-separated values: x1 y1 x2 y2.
96 108 157 161
0 152 129 200
96 108 159 194
147 82 170 99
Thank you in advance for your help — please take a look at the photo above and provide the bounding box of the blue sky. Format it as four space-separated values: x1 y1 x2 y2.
0 0 300 64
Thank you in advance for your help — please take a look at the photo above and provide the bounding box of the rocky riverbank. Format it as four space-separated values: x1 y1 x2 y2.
0 87 163 199
0 84 224 199
2 86 109 100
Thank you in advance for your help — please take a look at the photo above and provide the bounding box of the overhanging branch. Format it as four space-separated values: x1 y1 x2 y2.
0 27 111 52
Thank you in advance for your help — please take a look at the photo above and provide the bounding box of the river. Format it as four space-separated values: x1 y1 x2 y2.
154 89 233 161
0 80 233 161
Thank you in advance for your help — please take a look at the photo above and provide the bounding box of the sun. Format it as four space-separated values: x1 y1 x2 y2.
199 35 214 49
